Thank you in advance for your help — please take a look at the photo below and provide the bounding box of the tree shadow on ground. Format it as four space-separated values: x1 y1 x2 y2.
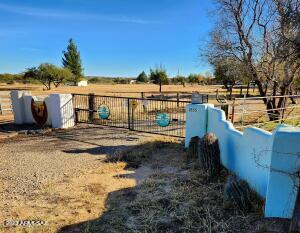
63 145 131 156
53 125 147 152
53 125 150 144
0 123 42 132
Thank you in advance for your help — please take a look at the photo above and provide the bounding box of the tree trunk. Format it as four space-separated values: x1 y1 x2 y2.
254 79 282 121
276 86 288 120
229 86 233 100
246 82 250 96
289 89 297 104
272 82 277 98
255 80 267 103
42 81 51 90
266 100 280 121
54 82 61 88
159 81 162 93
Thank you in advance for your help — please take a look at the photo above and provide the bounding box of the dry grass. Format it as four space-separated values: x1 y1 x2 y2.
0 83 222 97
61 138 289 233
106 140 178 168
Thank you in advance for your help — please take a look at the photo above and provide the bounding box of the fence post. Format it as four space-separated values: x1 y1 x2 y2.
141 92 147 112
88 93 95 123
221 104 229 120
131 104 134 130
177 92 180 107
241 94 246 126
75 109 79 123
231 98 236 123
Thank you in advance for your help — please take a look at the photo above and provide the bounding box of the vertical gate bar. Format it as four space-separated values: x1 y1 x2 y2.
127 98 131 130
131 99 135 131
88 93 95 123
141 92 146 112
75 109 78 123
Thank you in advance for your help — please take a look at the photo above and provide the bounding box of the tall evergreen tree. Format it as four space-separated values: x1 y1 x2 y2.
62 38 83 85
136 71 148 83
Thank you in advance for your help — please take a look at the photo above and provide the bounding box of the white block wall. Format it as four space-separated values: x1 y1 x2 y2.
185 103 300 219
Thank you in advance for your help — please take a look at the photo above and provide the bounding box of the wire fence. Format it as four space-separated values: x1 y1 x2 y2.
228 94 300 131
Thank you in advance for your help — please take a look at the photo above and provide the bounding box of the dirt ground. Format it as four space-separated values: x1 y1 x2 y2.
0 124 158 232
0 83 223 97
0 124 290 233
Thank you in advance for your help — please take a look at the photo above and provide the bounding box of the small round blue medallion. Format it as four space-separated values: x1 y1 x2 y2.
156 113 170 127
97 105 110 119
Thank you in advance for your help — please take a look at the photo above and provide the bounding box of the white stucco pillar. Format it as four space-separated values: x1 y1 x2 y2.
50 94 75 128
23 95 34 124
10 90 25 124
185 103 213 148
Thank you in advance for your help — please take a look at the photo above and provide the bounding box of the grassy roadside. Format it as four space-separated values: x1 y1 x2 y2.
61 138 289 233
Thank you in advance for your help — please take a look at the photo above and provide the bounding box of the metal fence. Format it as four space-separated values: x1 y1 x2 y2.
229 94 300 131
72 93 190 137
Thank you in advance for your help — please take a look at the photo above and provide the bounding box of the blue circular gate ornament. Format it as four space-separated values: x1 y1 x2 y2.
97 105 110 119
156 113 170 127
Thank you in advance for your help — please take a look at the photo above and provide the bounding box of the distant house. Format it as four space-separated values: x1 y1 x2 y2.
77 79 88 87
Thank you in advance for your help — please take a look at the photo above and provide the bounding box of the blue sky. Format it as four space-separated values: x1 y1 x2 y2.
0 0 214 77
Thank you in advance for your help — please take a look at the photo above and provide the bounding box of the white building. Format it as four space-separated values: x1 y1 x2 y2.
77 80 88 87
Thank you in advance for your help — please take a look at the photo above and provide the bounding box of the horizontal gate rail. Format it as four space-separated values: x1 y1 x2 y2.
72 93 191 103
72 93 189 138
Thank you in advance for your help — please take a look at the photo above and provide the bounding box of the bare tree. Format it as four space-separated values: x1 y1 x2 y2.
202 0 300 120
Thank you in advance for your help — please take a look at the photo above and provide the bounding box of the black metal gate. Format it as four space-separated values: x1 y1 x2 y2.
72 93 189 138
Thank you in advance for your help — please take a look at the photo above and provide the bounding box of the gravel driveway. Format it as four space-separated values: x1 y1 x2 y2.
0 125 150 199
0 124 156 232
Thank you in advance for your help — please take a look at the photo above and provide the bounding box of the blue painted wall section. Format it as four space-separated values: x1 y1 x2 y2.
265 125 300 218
185 103 300 218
